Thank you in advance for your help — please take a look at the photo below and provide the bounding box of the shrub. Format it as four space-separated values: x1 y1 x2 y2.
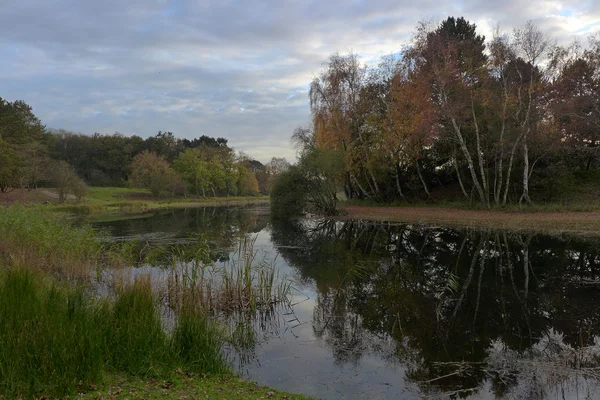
270 166 309 219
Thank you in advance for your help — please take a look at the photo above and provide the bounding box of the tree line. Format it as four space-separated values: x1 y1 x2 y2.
0 98 289 200
277 16 600 213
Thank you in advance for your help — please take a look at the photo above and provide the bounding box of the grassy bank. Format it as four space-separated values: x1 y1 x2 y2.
0 206 102 277
75 374 308 399
0 270 228 398
54 186 269 214
0 187 269 214
339 203 600 235
0 206 307 399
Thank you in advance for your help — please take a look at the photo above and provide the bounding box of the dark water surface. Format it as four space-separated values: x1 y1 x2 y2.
95 205 600 399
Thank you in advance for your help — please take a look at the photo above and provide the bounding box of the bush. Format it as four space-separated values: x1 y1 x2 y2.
270 148 343 219
70 176 89 203
270 166 309 219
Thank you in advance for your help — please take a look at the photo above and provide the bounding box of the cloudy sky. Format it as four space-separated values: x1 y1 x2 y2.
1 0 599 162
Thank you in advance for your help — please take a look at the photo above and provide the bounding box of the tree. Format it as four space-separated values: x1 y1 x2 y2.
271 148 343 218
129 151 178 197
512 21 550 205
409 17 491 206
549 43 600 170
48 161 87 204
174 148 210 197
236 164 259 196
0 139 16 192
0 98 46 192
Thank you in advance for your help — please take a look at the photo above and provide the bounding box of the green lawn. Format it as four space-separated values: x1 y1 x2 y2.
44 186 269 214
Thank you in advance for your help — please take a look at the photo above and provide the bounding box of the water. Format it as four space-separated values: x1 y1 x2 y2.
95 205 600 399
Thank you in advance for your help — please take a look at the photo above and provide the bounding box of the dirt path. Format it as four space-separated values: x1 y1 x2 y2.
339 205 600 236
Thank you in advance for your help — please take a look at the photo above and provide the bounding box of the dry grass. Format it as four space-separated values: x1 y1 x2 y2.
339 205 600 235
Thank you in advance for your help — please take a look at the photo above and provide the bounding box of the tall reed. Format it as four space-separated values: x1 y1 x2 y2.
0 269 231 399
165 236 291 315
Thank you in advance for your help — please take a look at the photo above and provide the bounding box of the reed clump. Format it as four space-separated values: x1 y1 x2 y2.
0 269 231 399
165 236 291 316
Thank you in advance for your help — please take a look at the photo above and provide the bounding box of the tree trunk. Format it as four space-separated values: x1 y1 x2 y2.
415 159 430 199
395 163 405 200
351 173 373 201
472 101 489 202
520 136 532 205
502 132 524 206
449 116 487 206
454 154 469 200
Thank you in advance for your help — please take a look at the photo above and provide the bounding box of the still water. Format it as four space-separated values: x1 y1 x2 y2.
95 205 600 400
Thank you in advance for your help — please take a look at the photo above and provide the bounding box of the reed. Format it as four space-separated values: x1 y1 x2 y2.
0 206 101 278
165 236 291 316
0 269 231 398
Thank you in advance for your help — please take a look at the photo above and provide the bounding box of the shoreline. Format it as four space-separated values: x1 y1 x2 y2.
338 204 600 236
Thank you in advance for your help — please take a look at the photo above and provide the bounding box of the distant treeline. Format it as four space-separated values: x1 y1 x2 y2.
0 98 289 198
287 16 600 208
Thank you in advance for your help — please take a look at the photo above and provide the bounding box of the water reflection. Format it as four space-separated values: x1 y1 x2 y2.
270 218 600 398
96 207 600 399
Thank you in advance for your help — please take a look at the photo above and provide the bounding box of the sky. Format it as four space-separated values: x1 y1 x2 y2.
1 0 599 162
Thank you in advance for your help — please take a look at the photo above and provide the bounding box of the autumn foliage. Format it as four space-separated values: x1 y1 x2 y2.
303 17 600 206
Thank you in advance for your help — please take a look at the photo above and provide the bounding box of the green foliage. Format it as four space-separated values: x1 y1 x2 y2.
270 165 309 219
0 98 47 191
0 270 232 398
172 312 230 374
0 270 105 397
105 279 170 375
173 148 210 196
299 148 343 215
0 139 16 192
271 148 343 219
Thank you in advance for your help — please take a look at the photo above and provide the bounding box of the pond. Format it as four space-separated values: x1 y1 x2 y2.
95 205 600 400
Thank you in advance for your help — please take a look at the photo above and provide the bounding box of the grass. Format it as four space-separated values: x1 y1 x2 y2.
0 207 301 399
47 186 269 215
0 270 232 399
0 206 102 277
339 203 600 235
73 374 310 399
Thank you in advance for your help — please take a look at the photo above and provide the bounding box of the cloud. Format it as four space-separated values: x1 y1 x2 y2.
1 0 598 162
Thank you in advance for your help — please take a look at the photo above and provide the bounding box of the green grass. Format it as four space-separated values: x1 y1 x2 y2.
48 186 269 215
0 206 102 276
0 270 232 399
73 374 310 399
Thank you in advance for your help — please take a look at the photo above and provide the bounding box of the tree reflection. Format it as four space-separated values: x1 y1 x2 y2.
270 218 600 397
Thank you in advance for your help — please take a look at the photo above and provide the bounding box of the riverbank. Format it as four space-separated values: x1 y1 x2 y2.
74 374 307 399
339 204 600 235
0 206 308 400
0 187 269 214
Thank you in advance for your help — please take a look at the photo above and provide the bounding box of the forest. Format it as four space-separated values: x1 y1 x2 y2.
0 98 289 201
274 17 600 215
